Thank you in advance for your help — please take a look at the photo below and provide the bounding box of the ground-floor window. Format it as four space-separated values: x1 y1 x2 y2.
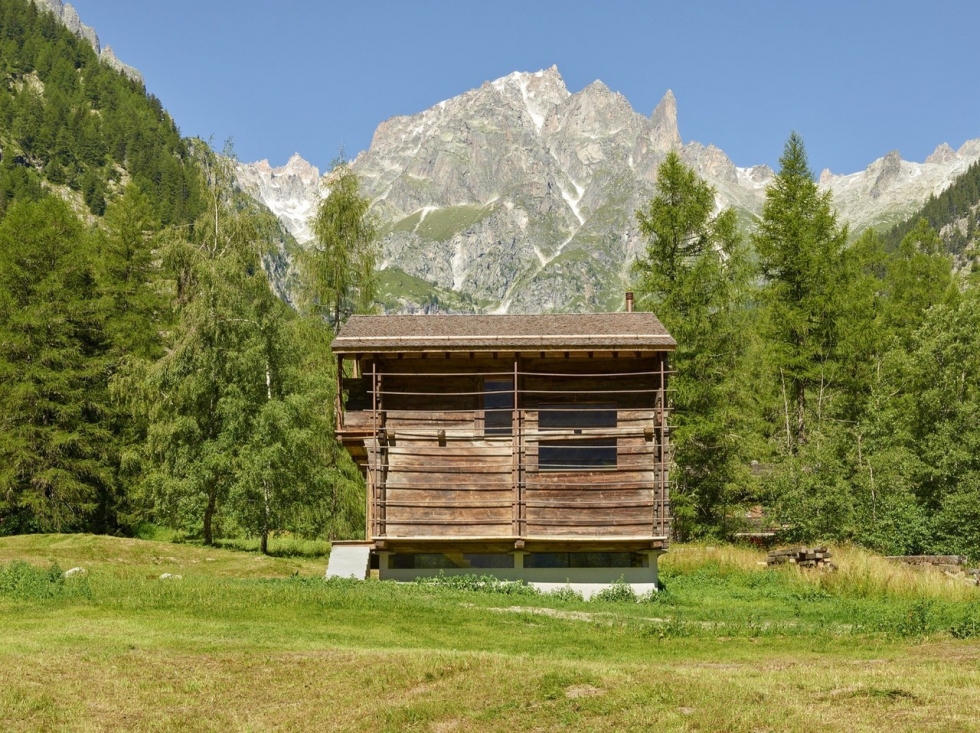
524 552 648 568
388 553 515 570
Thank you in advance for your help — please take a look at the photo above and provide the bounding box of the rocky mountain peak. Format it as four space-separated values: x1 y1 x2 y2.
30 0 142 84
236 155 322 244
650 89 681 150
488 68 569 133
239 68 980 314
925 142 958 165
870 150 904 199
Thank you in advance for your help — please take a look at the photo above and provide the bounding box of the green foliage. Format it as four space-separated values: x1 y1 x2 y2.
592 576 638 603
413 572 540 596
950 603 980 639
753 132 850 451
633 152 753 539
0 197 114 533
0 0 201 223
0 561 91 600
301 160 378 329
130 150 363 548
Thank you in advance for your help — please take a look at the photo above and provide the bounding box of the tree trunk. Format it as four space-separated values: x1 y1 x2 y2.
203 489 217 546
795 380 806 448
261 479 271 555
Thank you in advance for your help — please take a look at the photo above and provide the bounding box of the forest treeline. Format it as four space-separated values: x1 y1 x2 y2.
1 0 980 558
0 0 200 223
638 137 980 559
0 0 366 548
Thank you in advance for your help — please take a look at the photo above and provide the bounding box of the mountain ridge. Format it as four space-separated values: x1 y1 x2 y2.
29 0 142 83
239 67 980 313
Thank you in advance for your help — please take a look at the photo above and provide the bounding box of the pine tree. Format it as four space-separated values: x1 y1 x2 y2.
0 197 114 532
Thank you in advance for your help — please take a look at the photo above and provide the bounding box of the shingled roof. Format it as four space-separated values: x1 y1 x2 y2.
332 313 676 353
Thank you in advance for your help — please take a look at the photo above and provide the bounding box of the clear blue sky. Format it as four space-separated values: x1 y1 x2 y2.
71 0 980 175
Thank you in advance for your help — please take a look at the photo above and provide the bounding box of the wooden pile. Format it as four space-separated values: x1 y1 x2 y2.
767 546 835 570
885 555 967 573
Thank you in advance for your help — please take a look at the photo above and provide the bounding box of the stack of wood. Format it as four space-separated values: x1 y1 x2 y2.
767 546 835 570
885 555 967 573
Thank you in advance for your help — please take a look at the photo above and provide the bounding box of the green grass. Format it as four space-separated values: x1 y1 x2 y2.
415 203 495 242
1 536 979 731
381 203 496 243
376 267 489 312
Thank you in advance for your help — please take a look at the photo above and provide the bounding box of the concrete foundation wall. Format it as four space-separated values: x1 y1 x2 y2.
378 551 664 596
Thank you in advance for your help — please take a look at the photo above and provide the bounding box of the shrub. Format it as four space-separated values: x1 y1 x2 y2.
592 577 637 603
950 603 980 639
548 585 584 602
414 572 540 596
0 562 92 601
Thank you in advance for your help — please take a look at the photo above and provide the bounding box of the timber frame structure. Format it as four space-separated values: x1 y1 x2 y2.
332 307 676 590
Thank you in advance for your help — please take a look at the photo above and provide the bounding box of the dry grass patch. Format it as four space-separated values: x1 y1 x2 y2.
0 533 326 579
1 643 979 732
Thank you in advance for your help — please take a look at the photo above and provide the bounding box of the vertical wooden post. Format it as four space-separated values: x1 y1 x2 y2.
336 355 344 433
370 358 378 538
512 356 520 538
378 361 386 538
658 352 666 537
660 352 669 538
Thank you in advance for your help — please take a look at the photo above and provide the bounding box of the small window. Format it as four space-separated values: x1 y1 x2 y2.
484 379 513 436
539 404 617 429
538 439 617 470
538 403 617 470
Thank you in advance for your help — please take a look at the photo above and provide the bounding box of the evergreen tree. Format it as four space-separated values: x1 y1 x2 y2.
633 152 752 539
873 289 980 557
881 218 959 344
753 133 849 451
97 183 168 524
0 197 114 533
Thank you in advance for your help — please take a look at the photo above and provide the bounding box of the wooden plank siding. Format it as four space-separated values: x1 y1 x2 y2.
339 354 671 545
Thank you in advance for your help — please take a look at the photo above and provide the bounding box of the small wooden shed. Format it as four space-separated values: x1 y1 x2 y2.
331 306 675 593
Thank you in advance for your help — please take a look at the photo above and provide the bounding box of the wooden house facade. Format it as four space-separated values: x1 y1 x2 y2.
331 307 675 593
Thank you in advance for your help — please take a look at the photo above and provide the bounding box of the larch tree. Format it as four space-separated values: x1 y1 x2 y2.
301 160 378 330
633 152 752 539
136 149 279 545
133 146 362 550
753 133 849 452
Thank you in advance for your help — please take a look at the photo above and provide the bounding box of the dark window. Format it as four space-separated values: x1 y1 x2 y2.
539 404 617 429
484 379 513 436
538 439 617 470
387 553 515 570
524 552 648 569
538 403 617 470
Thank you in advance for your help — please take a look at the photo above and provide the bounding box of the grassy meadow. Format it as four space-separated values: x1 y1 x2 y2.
1 536 979 732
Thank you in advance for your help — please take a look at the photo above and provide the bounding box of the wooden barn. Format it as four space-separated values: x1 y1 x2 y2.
327 300 675 595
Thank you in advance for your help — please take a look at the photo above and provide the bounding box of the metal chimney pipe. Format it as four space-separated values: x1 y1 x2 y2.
625 291 634 313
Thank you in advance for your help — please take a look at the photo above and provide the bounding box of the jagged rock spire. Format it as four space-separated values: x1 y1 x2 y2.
650 90 681 151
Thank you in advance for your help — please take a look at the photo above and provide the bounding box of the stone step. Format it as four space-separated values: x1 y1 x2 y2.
325 544 372 580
